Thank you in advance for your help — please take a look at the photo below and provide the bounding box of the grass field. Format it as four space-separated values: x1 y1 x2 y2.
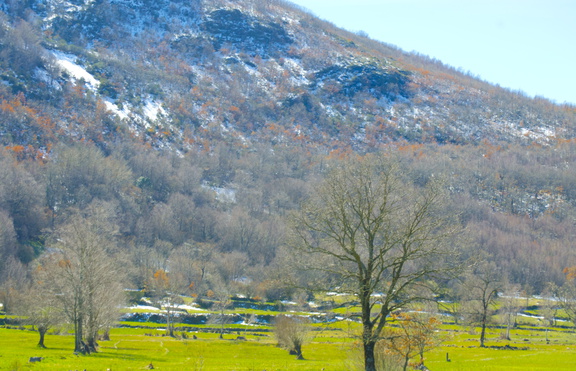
0 326 350 370
2 305 576 370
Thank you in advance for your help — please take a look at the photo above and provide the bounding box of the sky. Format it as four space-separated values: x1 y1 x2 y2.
289 0 576 105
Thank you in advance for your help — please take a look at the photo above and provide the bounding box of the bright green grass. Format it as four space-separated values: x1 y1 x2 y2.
0 327 350 370
424 325 576 371
3 320 576 370
426 344 576 370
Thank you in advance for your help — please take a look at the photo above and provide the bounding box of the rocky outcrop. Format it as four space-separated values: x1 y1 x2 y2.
203 9 293 57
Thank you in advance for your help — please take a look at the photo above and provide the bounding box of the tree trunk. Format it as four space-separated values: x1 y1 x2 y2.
219 309 225 339
38 327 47 348
87 332 99 353
480 319 487 347
294 343 304 360
74 316 85 354
166 309 175 337
101 328 111 341
363 340 377 371
402 355 410 371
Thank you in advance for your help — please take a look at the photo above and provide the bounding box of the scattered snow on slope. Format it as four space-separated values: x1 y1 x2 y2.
33 67 62 91
143 99 166 121
52 50 100 92
102 99 130 120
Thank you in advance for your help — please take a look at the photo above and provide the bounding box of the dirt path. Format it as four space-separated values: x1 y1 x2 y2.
159 341 169 355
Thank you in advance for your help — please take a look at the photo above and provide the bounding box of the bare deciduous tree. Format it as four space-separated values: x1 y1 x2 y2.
498 283 521 340
460 262 501 347
15 280 61 348
38 214 124 354
274 315 311 360
549 266 576 327
541 284 560 327
147 268 188 338
0 256 27 315
206 274 233 339
290 155 461 371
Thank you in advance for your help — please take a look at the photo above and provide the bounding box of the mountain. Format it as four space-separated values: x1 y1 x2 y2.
1 0 574 155
1 0 576 296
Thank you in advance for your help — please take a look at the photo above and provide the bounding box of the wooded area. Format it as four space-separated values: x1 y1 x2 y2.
1 139 575 300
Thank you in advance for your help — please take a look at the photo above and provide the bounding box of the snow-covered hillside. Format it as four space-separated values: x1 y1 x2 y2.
0 0 574 152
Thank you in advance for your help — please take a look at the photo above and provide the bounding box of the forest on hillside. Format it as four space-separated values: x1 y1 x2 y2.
1 138 576 310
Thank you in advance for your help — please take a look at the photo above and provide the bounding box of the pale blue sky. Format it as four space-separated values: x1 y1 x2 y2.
289 0 576 105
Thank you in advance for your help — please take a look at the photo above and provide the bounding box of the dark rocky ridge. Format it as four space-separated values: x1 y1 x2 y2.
203 8 294 57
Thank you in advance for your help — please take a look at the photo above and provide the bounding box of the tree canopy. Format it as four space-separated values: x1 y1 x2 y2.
290 154 462 371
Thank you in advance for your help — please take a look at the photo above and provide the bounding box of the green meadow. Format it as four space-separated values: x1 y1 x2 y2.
2 308 576 370
0 326 349 370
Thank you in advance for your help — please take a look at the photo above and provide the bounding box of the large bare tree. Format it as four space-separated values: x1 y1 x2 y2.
290 155 461 371
38 212 124 354
459 262 501 347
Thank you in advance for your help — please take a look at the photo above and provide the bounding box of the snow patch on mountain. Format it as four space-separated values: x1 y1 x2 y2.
52 50 99 92
142 99 166 121
33 67 62 91
102 99 129 120
202 183 237 203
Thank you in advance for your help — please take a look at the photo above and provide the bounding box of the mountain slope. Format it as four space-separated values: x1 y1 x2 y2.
2 1 576 296
1 0 574 155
